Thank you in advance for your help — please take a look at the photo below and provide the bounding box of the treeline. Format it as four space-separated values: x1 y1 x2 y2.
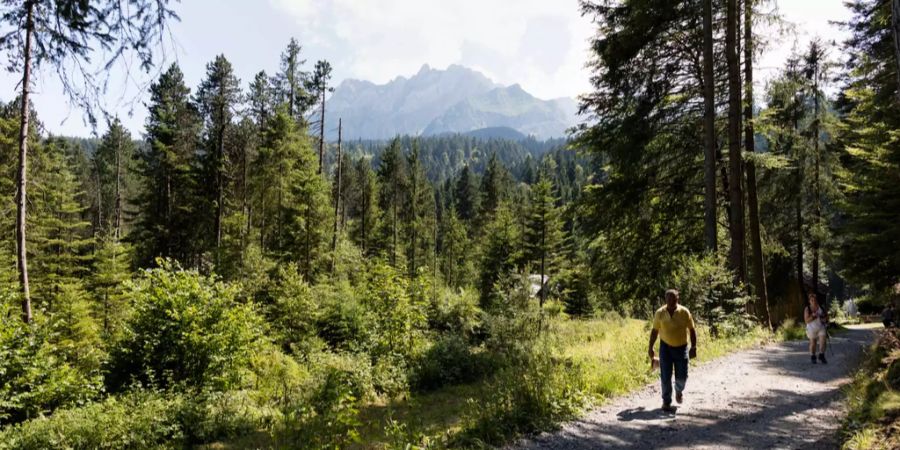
573 0 900 325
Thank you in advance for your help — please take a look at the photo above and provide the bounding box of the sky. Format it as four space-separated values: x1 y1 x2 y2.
1 0 854 138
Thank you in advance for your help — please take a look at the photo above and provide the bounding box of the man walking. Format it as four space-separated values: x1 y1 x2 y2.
648 289 698 412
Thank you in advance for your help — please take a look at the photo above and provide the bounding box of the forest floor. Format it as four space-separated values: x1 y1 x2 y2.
510 323 880 450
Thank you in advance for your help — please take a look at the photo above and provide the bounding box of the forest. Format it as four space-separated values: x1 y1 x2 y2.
0 0 898 448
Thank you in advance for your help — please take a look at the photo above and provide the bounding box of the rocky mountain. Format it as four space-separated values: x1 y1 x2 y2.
325 64 577 140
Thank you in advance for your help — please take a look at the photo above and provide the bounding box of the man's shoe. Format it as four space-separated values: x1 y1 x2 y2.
819 353 828 364
675 391 683 404
662 403 676 413
811 355 817 364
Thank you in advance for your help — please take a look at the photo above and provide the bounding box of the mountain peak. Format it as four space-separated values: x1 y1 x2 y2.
326 64 576 140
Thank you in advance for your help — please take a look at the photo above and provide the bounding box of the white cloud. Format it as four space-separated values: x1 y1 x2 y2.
269 0 595 99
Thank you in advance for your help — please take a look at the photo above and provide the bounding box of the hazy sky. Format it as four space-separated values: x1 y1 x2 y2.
1 0 853 137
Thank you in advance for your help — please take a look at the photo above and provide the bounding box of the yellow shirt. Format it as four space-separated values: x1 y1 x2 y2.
652 304 695 347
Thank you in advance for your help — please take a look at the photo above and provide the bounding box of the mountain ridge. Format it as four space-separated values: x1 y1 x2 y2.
325 64 577 140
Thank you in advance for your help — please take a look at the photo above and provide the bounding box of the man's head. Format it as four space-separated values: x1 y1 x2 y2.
665 289 679 309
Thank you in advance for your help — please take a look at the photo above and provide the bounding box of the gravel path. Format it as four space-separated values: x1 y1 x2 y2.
511 324 879 450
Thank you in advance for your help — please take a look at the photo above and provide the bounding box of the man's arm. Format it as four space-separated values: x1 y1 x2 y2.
689 328 698 359
648 329 658 360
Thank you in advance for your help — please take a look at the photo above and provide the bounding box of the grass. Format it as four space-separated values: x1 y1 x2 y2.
341 315 773 449
841 328 900 450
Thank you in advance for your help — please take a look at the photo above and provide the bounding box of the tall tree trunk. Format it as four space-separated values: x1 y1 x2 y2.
812 56 821 296
114 131 122 241
744 0 770 328
16 1 35 323
892 0 900 103
318 91 325 174
215 121 225 268
331 119 342 273
702 0 717 253
726 0 746 285
540 209 546 307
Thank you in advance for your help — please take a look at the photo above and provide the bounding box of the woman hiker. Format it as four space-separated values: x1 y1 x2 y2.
804 292 829 364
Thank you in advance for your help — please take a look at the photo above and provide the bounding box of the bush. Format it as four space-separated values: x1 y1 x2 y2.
180 390 280 444
106 260 265 392
0 391 184 450
777 318 807 341
455 343 587 447
276 360 363 449
412 333 495 392
315 282 371 352
427 287 482 341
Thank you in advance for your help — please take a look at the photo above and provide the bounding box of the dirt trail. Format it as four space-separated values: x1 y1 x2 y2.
511 324 879 450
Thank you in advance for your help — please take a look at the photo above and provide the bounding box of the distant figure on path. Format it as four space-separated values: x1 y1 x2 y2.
648 289 697 412
883 304 896 328
804 293 829 364
847 298 858 318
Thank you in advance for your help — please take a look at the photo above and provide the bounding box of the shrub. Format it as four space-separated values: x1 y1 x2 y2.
456 342 587 447
276 360 363 449
361 261 427 360
0 292 102 424
0 391 184 450
427 287 482 340
180 390 280 444
106 260 265 392
412 333 495 392
777 318 807 341
316 283 371 352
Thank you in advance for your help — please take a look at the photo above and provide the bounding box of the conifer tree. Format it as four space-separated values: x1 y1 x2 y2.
195 55 241 268
132 64 202 267
523 177 564 306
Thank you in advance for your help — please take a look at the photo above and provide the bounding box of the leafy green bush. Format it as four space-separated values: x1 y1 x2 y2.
777 318 807 341
426 287 482 340
412 333 495 392
0 391 184 450
456 344 587 447
180 390 280 444
276 361 362 449
106 260 265 392
315 282 371 352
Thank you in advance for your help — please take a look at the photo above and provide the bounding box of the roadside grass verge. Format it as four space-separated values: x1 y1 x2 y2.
841 328 900 450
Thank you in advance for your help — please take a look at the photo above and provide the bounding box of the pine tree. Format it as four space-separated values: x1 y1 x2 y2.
93 118 135 240
132 63 202 267
453 164 478 225
404 141 435 277
254 108 330 279
523 178 564 306
349 156 379 254
275 38 311 122
195 55 241 269
308 60 333 174
30 137 93 309
376 138 408 265
835 0 900 291
89 237 132 340
478 204 521 308
480 152 509 220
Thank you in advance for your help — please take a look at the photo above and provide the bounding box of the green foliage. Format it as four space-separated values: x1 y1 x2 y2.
411 333 494 392
89 238 132 340
455 342 587 447
266 263 319 354
670 254 754 337
361 261 427 361
0 311 102 424
0 391 185 450
106 261 265 392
